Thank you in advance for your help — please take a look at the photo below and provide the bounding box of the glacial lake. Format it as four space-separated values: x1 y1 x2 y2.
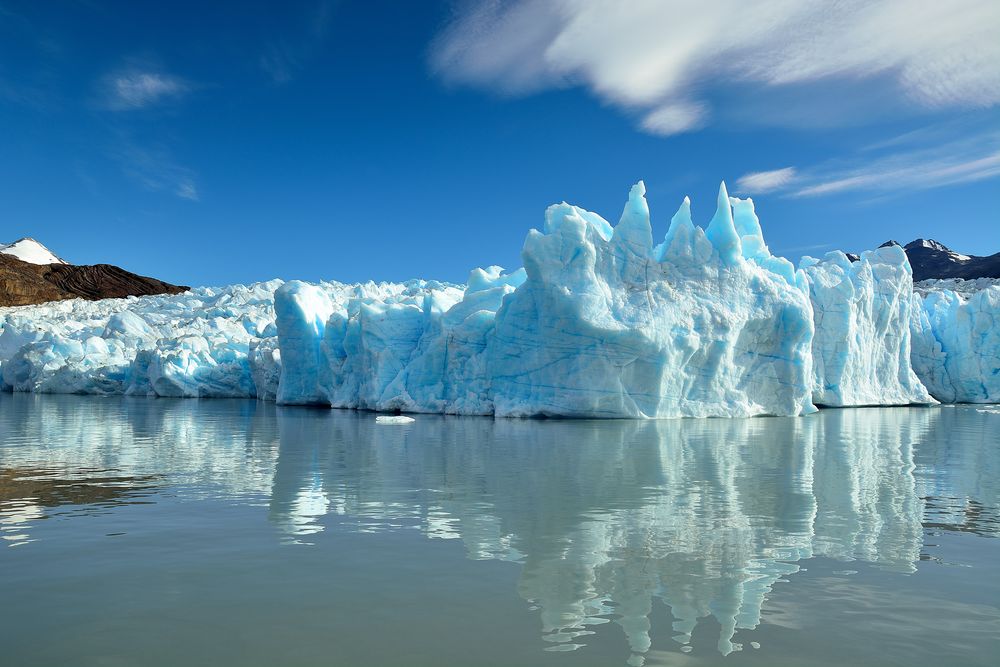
1 394 998 667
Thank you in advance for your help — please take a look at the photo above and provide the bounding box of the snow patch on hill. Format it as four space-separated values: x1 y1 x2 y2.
0 238 67 265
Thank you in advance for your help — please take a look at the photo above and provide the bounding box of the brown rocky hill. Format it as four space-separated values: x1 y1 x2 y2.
0 253 188 307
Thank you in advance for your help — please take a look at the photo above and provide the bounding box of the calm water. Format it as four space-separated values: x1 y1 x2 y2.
1 394 998 667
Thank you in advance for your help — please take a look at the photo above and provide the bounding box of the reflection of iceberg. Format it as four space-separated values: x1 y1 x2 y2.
811 408 928 572
912 407 1000 537
269 408 334 543
263 408 954 662
3 394 999 663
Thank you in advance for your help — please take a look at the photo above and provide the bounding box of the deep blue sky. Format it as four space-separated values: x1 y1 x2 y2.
2 0 998 286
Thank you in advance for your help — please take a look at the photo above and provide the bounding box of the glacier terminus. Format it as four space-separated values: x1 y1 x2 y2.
2 182 997 418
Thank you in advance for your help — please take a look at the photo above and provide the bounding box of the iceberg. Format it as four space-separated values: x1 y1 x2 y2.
487 183 816 418
271 182 817 417
1 180 997 416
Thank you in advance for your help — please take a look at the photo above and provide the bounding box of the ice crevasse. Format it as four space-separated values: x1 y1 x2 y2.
1 180 997 417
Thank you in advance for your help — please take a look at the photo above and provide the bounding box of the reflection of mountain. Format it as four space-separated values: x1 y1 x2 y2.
1 394 998 663
0 393 279 496
0 467 158 508
0 393 279 547
0 466 159 547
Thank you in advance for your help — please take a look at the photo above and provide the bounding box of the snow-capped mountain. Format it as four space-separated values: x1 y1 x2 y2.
0 238 67 265
879 238 1000 281
0 237 186 307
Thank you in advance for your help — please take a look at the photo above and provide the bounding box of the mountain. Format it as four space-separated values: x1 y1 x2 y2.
878 238 1000 282
0 237 67 265
0 238 188 307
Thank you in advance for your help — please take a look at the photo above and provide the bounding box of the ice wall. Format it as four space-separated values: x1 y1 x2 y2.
273 279 470 411
799 246 934 406
911 282 1000 403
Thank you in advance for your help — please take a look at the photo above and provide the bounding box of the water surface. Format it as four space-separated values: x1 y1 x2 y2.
1 394 998 666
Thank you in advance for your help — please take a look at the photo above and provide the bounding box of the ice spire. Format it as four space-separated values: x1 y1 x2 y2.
658 196 694 260
731 196 769 260
705 182 742 266
612 181 653 255
667 196 694 237
656 196 712 266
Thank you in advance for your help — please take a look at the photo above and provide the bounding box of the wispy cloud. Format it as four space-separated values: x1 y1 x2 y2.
640 101 706 137
101 66 190 110
96 58 199 198
260 0 333 84
792 150 1000 198
735 125 1000 199
175 180 199 201
736 167 797 194
431 0 1000 136
110 140 199 201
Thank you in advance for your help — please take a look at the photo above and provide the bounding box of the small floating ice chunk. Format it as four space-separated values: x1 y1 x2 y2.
375 415 415 424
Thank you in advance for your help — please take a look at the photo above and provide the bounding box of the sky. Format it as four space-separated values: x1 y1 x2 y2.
1 0 998 287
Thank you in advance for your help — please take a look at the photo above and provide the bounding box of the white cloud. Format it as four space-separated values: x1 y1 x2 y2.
431 0 1000 135
736 167 798 194
641 101 706 136
793 150 1000 198
105 70 189 110
735 126 1000 199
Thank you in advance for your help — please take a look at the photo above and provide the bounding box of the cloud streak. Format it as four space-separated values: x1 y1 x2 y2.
102 69 190 110
110 140 200 201
736 168 797 194
431 0 1000 136
640 101 706 137
735 126 1000 199
95 60 199 199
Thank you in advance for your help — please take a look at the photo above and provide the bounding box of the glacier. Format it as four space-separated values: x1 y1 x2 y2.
1 181 997 416
1 281 282 398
